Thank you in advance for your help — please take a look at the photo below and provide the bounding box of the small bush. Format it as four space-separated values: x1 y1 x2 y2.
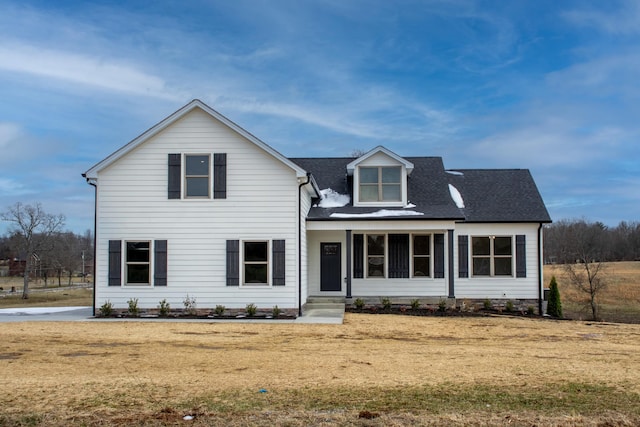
214 305 226 316
158 299 170 317
527 305 536 315
183 294 197 316
354 298 365 310
246 303 257 317
410 299 421 310
438 299 447 312
483 298 492 310
381 297 392 310
547 276 563 318
99 300 113 317
272 305 281 318
505 300 514 312
127 298 139 317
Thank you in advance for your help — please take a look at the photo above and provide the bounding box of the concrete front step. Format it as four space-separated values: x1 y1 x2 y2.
304 303 346 310
306 297 346 304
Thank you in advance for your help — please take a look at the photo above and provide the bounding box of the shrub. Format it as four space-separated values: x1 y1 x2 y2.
127 298 139 317
183 294 197 316
483 298 492 310
354 298 365 310
158 299 170 317
214 305 226 316
246 303 257 317
410 299 421 310
272 305 281 318
547 276 563 318
527 305 536 315
99 300 113 317
438 299 447 312
380 297 392 310
505 300 514 313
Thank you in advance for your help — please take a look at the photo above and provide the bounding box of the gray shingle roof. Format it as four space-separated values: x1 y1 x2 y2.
289 157 550 223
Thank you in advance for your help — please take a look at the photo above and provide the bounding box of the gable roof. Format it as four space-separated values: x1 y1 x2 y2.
346 146 414 176
83 99 308 180
291 157 550 223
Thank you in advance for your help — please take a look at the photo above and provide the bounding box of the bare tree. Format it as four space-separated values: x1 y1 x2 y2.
561 220 608 320
1 203 65 299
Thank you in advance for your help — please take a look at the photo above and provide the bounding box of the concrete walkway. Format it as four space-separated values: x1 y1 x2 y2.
0 305 345 324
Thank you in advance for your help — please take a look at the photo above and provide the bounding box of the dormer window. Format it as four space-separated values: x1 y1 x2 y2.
347 147 413 207
359 166 402 202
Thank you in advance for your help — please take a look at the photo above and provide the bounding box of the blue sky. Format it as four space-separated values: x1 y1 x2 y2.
1 0 639 234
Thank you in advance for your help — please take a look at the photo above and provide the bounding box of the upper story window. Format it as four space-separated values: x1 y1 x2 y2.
184 154 211 198
359 166 401 202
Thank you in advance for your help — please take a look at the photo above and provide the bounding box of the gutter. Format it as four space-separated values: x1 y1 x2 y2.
298 173 312 317
82 173 98 317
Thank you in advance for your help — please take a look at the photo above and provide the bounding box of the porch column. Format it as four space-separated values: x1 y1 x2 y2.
448 229 455 298
346 230 352 298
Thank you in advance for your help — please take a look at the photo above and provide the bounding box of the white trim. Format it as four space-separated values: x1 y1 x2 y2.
346 146 414 175
84 99 308 180
241 240 271 287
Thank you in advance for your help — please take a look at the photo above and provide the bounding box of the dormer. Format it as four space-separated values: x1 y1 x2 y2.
347 146 414 207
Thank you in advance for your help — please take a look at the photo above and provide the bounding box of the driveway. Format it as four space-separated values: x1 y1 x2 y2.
0 306 93 322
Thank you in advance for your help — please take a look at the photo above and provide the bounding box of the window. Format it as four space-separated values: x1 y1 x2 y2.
367 234 385 277
472 236 512 276
413 235 431 277
126 241 150 285
244 241 269 285
185 154 210 198
359 166 401 202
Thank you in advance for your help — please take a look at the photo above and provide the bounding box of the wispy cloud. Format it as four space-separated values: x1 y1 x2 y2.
563 0 640 35
0 41 183 100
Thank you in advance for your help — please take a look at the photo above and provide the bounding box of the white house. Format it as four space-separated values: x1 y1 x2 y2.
83 99 551 316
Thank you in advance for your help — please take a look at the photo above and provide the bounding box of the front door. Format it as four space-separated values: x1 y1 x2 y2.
320 243 341 292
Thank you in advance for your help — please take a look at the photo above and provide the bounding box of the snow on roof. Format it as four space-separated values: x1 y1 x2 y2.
446 170 464 176
448 184 465 209
330 209 424 218
317 188 350 208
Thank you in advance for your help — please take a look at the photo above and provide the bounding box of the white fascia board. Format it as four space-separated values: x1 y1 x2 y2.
346 145 414 176
84 99 308 180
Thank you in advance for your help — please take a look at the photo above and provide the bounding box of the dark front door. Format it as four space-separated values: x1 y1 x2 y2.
320 243 341 292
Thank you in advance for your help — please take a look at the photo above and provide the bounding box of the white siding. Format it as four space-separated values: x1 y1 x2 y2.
95 109 300 310
454 223 541 299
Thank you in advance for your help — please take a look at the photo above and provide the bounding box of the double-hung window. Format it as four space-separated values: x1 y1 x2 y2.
185 154 210 198
125 241 150 285
359 166 401 202
472 236 513 276
412 235 431 277
243 241 269 285
367 234 385 277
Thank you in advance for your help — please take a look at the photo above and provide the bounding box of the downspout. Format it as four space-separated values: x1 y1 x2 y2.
538 222 543 316
298 173 312 317
83 174 98 317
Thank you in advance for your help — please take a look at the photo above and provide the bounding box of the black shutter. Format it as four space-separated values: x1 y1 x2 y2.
516 235 526 278
226 240 239 286
434 233 445 279
108 240 121 286
154 240 167 286
272 239 285 286
168 154 181 199
458 235 469 278
353 234 364 278
214 153 227 199
388 234 409 278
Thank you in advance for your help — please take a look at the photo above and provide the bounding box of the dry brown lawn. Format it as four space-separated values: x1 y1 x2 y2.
1 314 639 426
545 261 640 323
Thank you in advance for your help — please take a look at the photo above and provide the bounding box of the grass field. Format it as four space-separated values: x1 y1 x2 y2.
545 261 640 323
1 314 639 426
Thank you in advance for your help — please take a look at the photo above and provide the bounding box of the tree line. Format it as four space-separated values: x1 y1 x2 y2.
544 219 640 264
1 202 93 298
